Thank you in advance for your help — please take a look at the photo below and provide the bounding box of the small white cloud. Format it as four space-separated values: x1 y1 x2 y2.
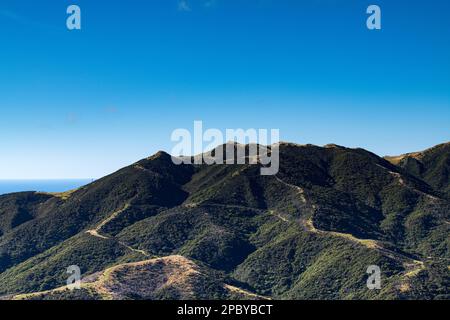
178 0 191 12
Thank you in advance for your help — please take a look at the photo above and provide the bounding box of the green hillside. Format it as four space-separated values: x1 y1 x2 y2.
0 143 448 300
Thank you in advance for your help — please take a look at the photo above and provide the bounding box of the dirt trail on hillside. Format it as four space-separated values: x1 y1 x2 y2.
85 204 150 257
273 175 426 291
375 164 440 201
12 255 266 300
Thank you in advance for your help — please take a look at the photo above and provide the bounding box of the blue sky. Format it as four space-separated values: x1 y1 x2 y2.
0 0 449 179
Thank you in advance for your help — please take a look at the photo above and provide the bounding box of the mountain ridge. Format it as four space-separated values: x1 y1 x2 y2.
0 142 448 300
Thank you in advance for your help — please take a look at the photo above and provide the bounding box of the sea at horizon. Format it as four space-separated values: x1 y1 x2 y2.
0 179 93 196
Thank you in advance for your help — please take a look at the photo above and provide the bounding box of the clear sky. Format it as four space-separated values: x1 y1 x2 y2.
0 0 449 179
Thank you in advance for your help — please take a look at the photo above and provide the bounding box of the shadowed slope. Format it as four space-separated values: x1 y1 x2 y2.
386 142 450 198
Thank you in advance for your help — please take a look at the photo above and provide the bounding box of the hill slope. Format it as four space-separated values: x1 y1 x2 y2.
386 142 450 198
0 143 448 300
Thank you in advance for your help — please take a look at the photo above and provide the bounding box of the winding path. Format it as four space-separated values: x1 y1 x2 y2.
85 204 150 257
273 174 426 290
